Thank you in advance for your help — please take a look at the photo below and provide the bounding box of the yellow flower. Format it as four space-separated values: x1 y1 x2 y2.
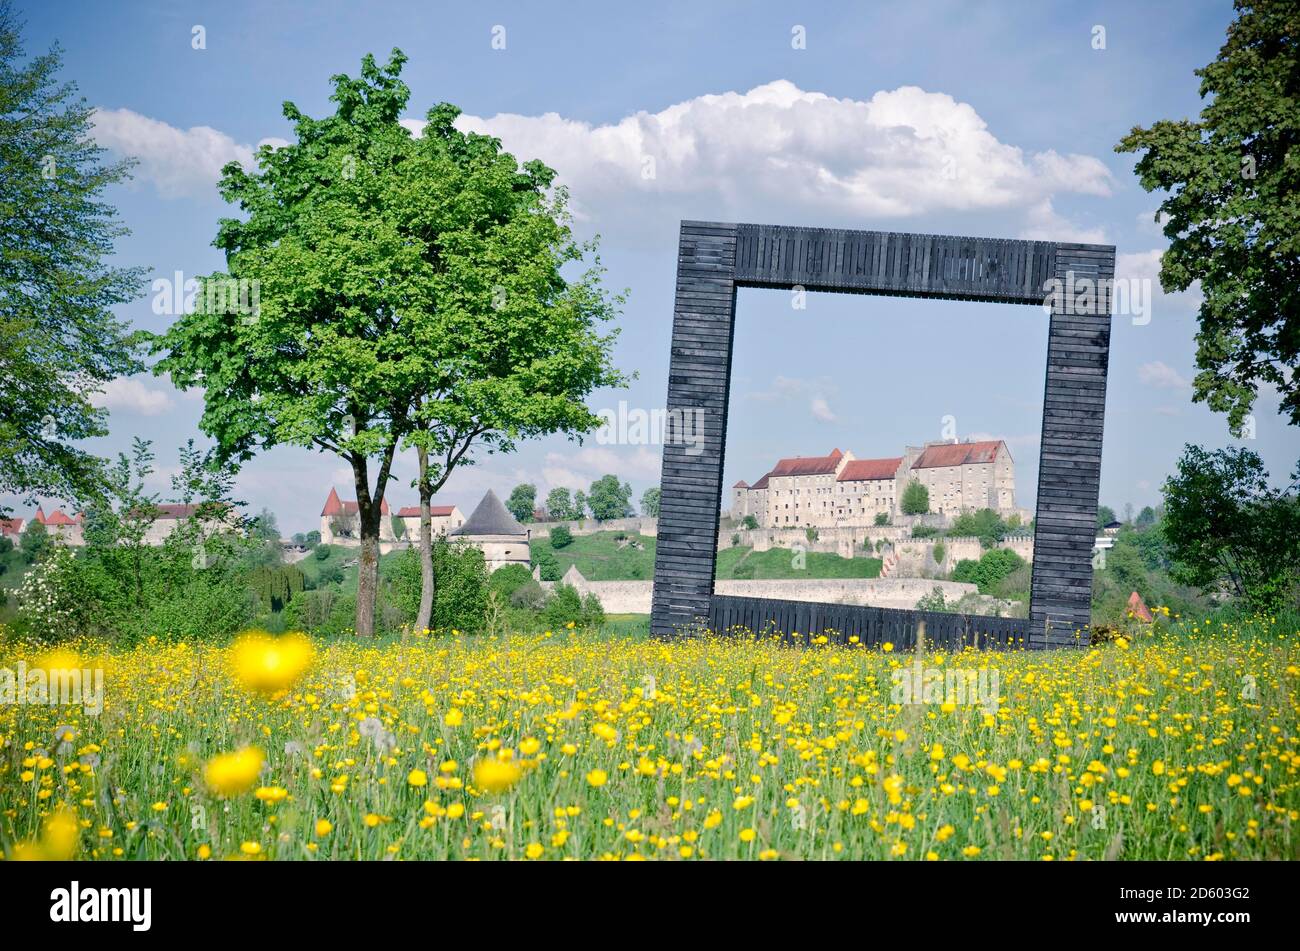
473 758 523 794
446 803 465 819
408 769 428 788
444 707 464 727
315 819 333 837
230 631 314 695
739 828 756 842
240 841 262 855
586 768 608 788
41 807 80 860
254 786 288 804
197 844 212 860
204 747 265 797
519 737 541 756
525 842 544 859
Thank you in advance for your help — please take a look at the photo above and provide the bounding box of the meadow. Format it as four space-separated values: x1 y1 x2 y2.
1 616 1296 861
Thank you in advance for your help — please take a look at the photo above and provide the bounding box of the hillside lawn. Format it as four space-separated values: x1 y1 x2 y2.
531 531 882 581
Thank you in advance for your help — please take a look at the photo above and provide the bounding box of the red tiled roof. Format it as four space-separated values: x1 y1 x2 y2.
769 448 844 477
323 488 388 517
733 480 748 489
1127 591 1154 623
321 487 343 516
33 506 47 524
837 457 903 482
750 473 771 490
43 508 78 526
912 440 1005 469
0 518 23 535
396 505 456 518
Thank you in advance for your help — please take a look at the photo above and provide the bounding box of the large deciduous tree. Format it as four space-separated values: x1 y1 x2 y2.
0 1 143 510
151 50 623 636
1116 1 1300 431
1161 444 1300 610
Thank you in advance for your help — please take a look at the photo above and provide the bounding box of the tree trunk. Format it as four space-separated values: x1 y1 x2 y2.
353 461 379 638
415 445 435 634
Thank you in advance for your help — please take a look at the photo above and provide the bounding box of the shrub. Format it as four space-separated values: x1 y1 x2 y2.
874 512 890 526
741 515 758 530
430 539 489 633
509 578 547 611
952 548 1025 594
489 563 534 602
532 548 561 582
549 525 573 549
932 542 946 566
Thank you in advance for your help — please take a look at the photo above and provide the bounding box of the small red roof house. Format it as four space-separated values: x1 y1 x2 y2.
395 505 457 518
1127 591 1154 623
0 517 24 539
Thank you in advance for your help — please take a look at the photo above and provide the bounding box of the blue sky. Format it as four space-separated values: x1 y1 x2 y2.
9 0 1298 533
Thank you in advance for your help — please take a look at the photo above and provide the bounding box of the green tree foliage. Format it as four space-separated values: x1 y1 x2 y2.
1116 1 1300 429
951 549 1025 594
532 547 560 582
549 525 573 549
587 474 632 521
545 487 576 521
1161 445 1300 609
1096 505 1117 529
949 508 1012 549
0 3 144 508
506 484 537 524
640 486 660 517
390 537 488 634
487 563 532 602
900 480 930 516
149 51 622 637
741 515 758 530
541 583 604 630
873 512 890 526
248 563 305 613
1135 505 1157 529
14 441 253 642
573 491 588 521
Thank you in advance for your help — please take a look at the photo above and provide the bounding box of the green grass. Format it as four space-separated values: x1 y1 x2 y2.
714 545 882 580
532 531 657 581
532 532 883 582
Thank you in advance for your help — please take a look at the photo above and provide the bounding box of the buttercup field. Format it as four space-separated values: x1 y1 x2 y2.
4 617 1296 862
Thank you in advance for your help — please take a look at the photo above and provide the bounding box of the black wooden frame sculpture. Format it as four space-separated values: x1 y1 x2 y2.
651 221 1115 649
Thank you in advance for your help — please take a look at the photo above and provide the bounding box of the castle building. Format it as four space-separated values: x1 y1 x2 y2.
319 487 393 544
733 439 1019 528
33 506 84 546
903 440 1015 516
395 505 466 540
449 489 530 572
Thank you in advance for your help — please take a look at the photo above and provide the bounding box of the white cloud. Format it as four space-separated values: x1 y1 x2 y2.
89 377 173 416
1116 249 1203 313
1018 199 1107 244
91 107 286 198
810 397 836 422
325 81 1116 237
1137 361 1191 391
95 79 1115 233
